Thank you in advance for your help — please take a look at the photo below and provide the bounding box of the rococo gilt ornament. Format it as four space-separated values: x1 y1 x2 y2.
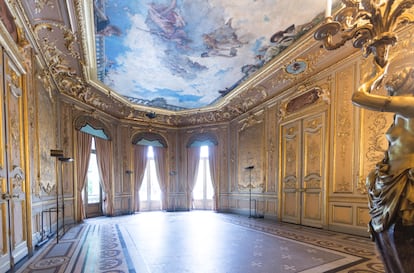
314 1 414 272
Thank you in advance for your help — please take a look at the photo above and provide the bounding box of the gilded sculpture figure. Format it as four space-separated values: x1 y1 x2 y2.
314 0 414 272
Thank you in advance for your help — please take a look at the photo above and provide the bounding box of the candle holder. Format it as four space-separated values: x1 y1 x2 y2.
315 1 414 272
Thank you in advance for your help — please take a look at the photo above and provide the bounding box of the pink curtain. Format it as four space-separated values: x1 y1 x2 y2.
95 137 113 216
153 146 168 210
133 145 148 212
208 145 219 211
75 131 92 221
187 146 200 209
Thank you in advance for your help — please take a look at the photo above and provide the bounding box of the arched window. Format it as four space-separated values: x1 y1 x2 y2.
132 132 168 212
192 145 214 210
139 146 162 211
187 135 218 211
75 117 112 219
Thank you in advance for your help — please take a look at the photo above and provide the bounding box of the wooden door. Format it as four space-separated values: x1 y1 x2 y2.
281 120 301 224
281 112 326 228
0 52 28 272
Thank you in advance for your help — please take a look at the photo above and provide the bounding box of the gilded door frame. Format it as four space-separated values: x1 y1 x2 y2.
279 106 329 228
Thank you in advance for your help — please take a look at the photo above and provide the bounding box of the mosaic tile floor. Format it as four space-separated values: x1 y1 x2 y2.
14 211 384 273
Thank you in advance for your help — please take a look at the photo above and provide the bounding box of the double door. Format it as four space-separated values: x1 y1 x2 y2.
0 51 29 272
280 111 327 228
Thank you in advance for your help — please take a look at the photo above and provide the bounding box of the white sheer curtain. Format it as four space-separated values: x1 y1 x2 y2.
153 146 168 210
133 145 148 212
187 146 201 209
208 145 219 211
95 137 113 216
75 131 92 221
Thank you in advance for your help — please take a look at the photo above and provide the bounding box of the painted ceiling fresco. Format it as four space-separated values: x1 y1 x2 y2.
94 0 327 111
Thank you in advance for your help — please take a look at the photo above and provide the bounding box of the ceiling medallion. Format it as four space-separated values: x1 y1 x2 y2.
285 60 308 75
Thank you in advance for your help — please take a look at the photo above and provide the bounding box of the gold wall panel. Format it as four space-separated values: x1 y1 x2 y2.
121 126 131 194
238 120 264 192
331 205 353 225
37 75 57 194
356 206 370 227
283 193 298 218
281 121 299 187
265 105 278 193
303 193 322 220
358 110 393 194
303 115 324 187
61 103 74 195
333 65 355 193
265 200 277 214
0 47 7 258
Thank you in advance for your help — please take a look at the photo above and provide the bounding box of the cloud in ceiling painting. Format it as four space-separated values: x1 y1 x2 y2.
94 0 326 111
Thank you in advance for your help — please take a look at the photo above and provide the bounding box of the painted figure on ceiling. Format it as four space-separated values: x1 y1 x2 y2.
94 0 122 36
201 18 246 58
146 0 188 46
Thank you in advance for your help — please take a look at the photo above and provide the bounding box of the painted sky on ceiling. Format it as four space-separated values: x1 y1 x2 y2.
94 0 326 110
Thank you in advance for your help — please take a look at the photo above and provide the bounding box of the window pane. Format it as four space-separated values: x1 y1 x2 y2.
87 153 100 204
139 162 148 201
200 145 209 158
193 162 204 200
149 160 161 200
205 161 214 199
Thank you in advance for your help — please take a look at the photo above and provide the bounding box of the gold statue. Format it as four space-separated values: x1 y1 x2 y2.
314 1 414 271
353 62 414 233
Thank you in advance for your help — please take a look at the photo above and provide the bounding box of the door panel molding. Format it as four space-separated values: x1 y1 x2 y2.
281 111 327 228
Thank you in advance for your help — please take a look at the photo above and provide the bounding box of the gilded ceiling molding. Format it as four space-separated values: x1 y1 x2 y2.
239 112 263 132
270 48 325 88
36 68 54 101
34 22 80 60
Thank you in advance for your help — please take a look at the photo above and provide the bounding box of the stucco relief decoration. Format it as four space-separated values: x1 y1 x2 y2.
271 49 325 88
180 85 267 126
10 166 25 197
304 118 323 190
7 93 20 164
7 69 22 98
279 87 326 120
38 78 57 194
34 0 55 14
285 59 308 75
357 112 391 194
284 134 297 190
34 23 97 104
37 69 54 101
238 115 264 192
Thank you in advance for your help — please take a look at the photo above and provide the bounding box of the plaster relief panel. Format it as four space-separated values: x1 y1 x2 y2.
238 114 264 192
333 65 355 193
266 105 278 193
37 72 57 194
358 110 393 194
